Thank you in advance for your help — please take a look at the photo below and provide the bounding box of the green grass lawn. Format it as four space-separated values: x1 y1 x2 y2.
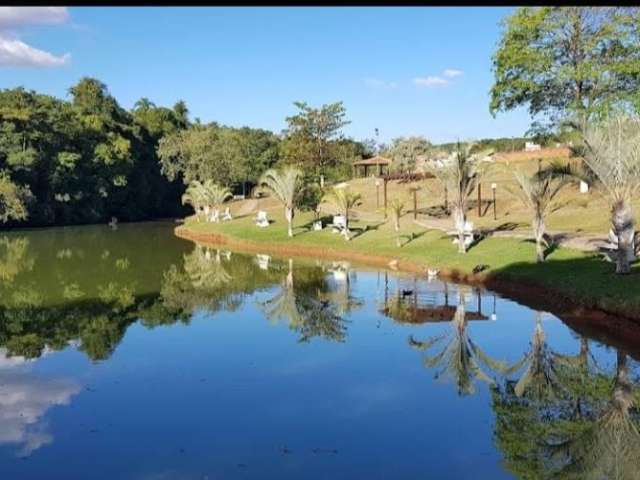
180 211 640 319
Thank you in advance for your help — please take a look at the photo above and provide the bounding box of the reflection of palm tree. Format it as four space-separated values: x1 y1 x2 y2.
492 336 640 480
183 246 231 289
554 335 601 419
258 259 348 342
260 259 303 327
556 350 640 479
320 266 363 316
509 312 564 401
409 288 508 396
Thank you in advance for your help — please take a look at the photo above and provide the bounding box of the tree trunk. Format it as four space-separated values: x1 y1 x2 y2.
453 207 466 254
343 210 350 240
613 350 633 415
285 207 294 237
612 199 635 274
286 258 294 289
533 214 545 263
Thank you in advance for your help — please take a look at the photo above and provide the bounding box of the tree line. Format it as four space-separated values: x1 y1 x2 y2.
0 79 373 228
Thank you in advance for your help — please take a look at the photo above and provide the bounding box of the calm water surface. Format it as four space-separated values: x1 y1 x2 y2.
0 222 639 479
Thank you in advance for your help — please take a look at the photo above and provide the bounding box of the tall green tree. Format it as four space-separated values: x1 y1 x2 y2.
282 101 350 183
490 7 640 130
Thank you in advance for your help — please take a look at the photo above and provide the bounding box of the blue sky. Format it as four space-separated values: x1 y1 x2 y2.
0 7 532 144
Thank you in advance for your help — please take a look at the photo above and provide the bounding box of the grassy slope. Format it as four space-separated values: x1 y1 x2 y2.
181 209 640 319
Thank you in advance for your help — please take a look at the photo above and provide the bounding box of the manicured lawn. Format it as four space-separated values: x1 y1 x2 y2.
181 211 640 318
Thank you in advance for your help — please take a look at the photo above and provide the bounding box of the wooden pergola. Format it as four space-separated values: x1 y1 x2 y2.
353 156 392 177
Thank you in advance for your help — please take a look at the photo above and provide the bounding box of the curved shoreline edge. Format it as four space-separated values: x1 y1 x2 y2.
174 225 640 329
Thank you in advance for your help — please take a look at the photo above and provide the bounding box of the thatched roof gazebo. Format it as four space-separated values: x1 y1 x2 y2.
353 155 392 177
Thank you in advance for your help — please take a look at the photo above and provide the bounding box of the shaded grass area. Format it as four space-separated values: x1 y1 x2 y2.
180 211 640 320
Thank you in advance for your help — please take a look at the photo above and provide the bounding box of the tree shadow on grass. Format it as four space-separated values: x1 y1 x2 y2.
349 222 385 240
399 230 428 247
296 215 333 234
486 254 640 328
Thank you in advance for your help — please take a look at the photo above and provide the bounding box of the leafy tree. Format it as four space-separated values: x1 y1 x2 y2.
385 136 432 174
0 172 30 223
490 7 640 130
282 101 350 183
235 127 280 193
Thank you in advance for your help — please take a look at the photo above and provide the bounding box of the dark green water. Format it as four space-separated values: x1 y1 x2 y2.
0 222 639 479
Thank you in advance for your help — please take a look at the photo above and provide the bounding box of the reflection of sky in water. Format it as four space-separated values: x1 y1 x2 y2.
0 348 80 458
0 233 637 479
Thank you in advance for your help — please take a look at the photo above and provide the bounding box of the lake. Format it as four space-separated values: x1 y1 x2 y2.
0 221 638 479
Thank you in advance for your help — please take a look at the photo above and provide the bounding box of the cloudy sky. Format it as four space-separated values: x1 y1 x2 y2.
0 348 79 457
0 7 531 144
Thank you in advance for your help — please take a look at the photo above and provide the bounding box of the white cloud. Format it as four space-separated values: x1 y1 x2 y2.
0 35 69 67
0 7 70 68
413 76 448 87
443 68 463 78
0 360 80 457
364 77 398 90
0 7 69 28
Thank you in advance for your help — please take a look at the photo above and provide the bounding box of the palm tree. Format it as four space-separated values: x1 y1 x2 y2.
181 180 208 220
427 142 493 253
507 168 572 262
389 198 405 247
258 166 303 237
580 115 640 274
203 181 232 222
322 186 362 240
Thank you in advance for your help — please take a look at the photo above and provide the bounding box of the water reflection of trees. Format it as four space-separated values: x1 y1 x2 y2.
259 259 354 343
492 316 640 480
0 236 34 283
407 285 510 396
0 238 365 362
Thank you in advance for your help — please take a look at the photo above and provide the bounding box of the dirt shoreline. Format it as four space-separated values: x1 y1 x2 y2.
174 225 640 354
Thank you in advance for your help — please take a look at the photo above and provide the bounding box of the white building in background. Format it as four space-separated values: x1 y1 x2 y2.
524 142 542 152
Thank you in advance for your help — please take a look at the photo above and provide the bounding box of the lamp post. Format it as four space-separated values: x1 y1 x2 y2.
491 183 497 220
375 179 381 208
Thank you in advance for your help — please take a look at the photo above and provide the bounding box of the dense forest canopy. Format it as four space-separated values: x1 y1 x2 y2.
0 78 188 227
0 79 375 228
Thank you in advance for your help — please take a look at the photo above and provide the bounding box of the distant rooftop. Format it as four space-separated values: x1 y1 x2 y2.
353 155 392 166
